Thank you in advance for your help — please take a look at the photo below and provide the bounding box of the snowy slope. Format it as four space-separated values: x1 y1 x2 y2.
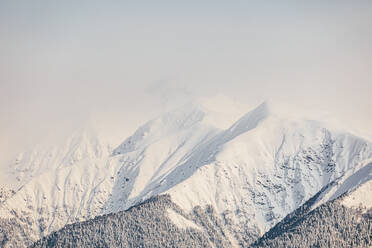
341 175 372 211
0 98 371 246
1 127 114 189
313 161 372 211
109 101 372 236
125 101 372 236
0 127 122 243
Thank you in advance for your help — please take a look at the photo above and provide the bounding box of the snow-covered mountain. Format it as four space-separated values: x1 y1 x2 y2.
0 98 371 247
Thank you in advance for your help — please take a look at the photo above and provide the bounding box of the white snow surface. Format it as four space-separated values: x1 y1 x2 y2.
0 98 371 242
312 161 372 210
167 209 201 230
342 179 372 211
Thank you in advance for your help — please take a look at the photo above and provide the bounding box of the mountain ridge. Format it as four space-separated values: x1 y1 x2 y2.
0 98 371 247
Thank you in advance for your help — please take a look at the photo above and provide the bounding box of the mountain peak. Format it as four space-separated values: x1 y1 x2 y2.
250 99 300 118
113 95 245 155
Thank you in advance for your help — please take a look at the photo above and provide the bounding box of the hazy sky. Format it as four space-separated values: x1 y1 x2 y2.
1 1 372 164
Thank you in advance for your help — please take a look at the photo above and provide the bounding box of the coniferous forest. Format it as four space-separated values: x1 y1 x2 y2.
22 193 371 248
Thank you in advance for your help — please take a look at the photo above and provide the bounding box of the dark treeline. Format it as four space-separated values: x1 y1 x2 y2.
1 191 371 248
31 195 233 248
252 199 371 248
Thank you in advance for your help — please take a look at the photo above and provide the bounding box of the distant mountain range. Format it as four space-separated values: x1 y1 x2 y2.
1 98 371 247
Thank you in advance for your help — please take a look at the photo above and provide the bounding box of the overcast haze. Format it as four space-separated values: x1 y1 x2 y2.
1 1 372 165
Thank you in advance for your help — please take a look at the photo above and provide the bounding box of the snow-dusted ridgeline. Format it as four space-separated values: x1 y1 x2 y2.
0 98 371 247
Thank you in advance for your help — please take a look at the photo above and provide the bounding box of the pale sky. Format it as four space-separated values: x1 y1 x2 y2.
1 1 372 164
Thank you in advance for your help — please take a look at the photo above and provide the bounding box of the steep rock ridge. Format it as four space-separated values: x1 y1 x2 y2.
0 99 371 247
